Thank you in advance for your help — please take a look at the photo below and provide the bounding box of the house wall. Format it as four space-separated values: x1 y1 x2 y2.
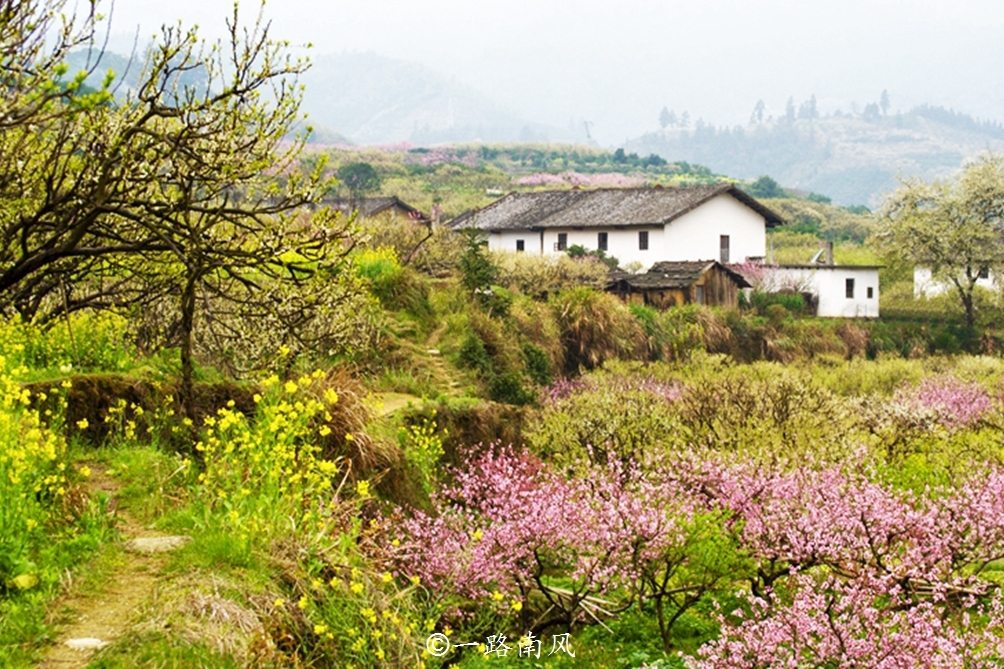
491 230 543 254
662 193 767 263
771 266 880 318
490 227 665 267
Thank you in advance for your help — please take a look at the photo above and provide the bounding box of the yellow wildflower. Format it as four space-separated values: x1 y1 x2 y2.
76 418 89 430
356 480 370 497
381 571 393 583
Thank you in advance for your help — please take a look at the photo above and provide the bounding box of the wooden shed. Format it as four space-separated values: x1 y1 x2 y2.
607 261 750 309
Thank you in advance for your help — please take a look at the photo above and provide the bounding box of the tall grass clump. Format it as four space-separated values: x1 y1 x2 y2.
549 287 645 374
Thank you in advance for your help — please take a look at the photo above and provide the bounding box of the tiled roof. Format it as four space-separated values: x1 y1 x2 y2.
609 261 751 290
322 197 428 220
449 185 784 231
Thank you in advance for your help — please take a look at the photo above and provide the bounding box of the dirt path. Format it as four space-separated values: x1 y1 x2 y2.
38 465 185 669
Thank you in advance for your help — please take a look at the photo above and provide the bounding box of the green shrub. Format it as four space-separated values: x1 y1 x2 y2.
521 343 553 386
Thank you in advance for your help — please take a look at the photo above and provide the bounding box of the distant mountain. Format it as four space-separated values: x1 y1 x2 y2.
625 107 1004 206
300 52 575 145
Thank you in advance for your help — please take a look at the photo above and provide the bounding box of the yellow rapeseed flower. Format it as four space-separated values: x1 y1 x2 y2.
79 465 91 478
76 418 89 430
356 480 370 497
284 381 298 394
381 571 393 583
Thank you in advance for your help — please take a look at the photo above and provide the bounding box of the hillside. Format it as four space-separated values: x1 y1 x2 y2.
626 107 1004 207
300 52 576 145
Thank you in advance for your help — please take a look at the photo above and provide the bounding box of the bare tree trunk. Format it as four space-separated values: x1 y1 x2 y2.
179 273 198 429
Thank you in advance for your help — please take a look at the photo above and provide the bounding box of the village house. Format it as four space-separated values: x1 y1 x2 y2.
449 184 783 266
607 261 750 309
452 184 879 317
323 196 430 223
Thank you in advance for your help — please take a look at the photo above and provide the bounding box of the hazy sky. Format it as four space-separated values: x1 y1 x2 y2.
108 0 1004 145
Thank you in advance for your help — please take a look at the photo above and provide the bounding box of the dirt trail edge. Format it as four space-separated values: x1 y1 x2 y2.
39 465 189 669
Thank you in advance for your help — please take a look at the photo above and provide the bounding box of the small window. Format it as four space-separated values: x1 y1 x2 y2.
979 266 990 279
598 232 608 251
696 285 705 305
639 230 649 251
720 235 730 263
516 239 524 252
557 233 567 251
867 286 874 299
846 278 855 299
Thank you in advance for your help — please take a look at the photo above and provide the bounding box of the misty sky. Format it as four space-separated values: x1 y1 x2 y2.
108 0 1004 145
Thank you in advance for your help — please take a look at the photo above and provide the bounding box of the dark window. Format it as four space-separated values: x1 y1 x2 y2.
867 286 874 299
639 230 649 250
598 232 608 251
979 266 990 279
696 285 705 304
846 278 855 299
557 233 567 251
516 239 524 252
720 235 730 263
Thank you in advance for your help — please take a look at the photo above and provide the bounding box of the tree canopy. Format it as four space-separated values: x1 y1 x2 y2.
0 1 365 421
881 153 1004 327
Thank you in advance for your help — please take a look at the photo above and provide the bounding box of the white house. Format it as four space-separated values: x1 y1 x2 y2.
451 184 879 318
914 266 994 298
449 184 783 268
766 264 881 318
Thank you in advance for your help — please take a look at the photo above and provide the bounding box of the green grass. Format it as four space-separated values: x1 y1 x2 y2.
88 632 251 669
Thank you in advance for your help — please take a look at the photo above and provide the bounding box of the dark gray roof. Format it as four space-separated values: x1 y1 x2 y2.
322 197 428 220
610 261 751 290
449 185 784 231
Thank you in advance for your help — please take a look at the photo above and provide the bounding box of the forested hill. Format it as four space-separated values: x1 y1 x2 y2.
625 105 1004 207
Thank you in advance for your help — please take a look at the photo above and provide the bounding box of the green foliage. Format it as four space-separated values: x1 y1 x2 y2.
630 304 705 362
675 362 856 458
566 244 620 269
528 372 684 465
336 161 381 196
457 230 499 298
746 175 786 198
491 250 608 297
521 343 553 386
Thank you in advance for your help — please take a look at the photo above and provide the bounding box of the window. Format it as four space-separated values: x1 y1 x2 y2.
639 230 649 250
867 286 874 299
516 239 524 252
846 278 855 299
696 285 705 304
979 266 990 279
598 232 608 251
557 233 567 251
720 235 730 263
